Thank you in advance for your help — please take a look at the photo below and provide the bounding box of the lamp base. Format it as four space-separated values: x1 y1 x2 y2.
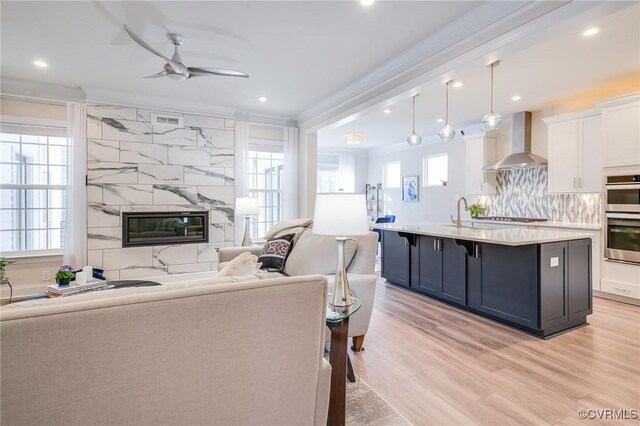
330 237 352 307
241 217 252 246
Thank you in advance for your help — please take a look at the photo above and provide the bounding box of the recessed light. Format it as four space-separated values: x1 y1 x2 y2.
437 118 445 123
258 96 268 103
360 0 374 6
511 95 521 101
383 108 391 114
582 27 601 37
33 60 48 68
452 81 463 88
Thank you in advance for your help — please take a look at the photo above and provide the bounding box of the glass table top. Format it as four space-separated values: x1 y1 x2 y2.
326 297 361 322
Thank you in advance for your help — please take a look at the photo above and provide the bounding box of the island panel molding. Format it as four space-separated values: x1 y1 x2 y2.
86 104 235 280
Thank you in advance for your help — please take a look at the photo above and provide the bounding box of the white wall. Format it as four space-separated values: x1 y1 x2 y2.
367 137 467 223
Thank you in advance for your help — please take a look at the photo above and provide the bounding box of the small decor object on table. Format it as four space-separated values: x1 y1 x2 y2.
402 175 419 202
0 257 15 303
55 265 75 286
468 203 486 218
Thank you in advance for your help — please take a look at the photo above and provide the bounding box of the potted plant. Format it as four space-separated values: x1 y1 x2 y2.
468 203 486 219
55 265 75 286
0 257 14 282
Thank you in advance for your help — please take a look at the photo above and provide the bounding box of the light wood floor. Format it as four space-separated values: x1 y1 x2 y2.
351 278 640 425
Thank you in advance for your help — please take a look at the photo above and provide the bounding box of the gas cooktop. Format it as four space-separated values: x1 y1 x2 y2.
475 216 548 223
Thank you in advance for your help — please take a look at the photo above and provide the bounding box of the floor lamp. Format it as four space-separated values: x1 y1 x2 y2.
235 197 259 246
313 193 370 307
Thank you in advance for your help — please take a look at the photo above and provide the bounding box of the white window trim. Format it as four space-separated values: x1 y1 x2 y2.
1 122 69 253
423 153 449 187
384 161 401 189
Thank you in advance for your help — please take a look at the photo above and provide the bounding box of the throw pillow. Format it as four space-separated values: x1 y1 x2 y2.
258 233 296 272
218 252 263 277
283 229 357 276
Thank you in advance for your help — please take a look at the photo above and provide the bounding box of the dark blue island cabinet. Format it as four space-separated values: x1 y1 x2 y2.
381 230 592 338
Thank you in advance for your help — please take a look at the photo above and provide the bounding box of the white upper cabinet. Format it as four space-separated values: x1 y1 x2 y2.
544 110 602 193
600 94 640 168
465 133 497 195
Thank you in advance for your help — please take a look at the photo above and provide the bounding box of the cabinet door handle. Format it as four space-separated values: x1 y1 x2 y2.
437 239 442 252
573 177 577 188
433 239 437 251
578 177 582 188
480 182 483 192
474 243 480 259
614 287 631 293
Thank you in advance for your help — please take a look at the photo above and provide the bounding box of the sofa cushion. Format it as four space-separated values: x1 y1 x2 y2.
283 229 357 276
258 233 295 272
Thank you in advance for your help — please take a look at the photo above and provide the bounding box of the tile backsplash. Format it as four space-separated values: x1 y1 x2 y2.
476 167 601 224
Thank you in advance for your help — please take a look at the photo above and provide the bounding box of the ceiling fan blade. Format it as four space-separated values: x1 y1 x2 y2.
124 25 172 63
143 71 166 79
187 67 249 78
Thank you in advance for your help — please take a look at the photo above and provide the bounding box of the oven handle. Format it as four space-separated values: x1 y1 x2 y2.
606 184 640 190
610 228 640 234
606 213 640 220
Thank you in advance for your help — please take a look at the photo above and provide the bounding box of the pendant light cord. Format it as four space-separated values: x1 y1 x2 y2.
490 63 494 114
445 82 450 124
412 95 416 132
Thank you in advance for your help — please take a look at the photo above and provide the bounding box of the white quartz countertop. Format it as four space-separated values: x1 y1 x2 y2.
372 222 595 246
463 218 601 231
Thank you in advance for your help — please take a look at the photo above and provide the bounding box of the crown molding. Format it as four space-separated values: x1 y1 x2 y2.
542 108 601 125
297 1 627 132
0 78 86 102
83 86 297 127
596 92 640 109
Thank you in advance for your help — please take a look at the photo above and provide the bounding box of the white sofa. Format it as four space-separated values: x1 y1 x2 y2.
218 229 378 351
1 274 331 426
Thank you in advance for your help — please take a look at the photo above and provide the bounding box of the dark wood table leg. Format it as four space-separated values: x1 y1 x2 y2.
327 317 349 426
346 354 356 383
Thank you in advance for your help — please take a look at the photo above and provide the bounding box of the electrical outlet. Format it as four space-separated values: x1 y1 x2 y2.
42 270 51 281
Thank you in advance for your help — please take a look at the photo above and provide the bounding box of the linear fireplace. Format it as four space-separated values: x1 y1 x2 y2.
122 211 209 247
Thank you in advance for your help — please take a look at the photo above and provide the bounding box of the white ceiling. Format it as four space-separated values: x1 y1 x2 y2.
318 3 640 149
0 1 480 119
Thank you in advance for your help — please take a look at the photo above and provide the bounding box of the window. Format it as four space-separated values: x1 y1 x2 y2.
247 143 283 238
0 126 68 253
384 161 401 188
424 153 448 187
317 154 355 193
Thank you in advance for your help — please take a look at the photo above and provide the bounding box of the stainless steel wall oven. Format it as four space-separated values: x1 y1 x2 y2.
605 175 640 264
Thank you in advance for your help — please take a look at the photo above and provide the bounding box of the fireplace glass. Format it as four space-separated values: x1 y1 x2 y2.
122 211 208 247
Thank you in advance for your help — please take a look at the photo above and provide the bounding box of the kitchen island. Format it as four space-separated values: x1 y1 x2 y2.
376 223 594 338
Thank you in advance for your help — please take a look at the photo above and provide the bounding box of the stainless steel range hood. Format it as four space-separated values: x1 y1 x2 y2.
483 111 547 170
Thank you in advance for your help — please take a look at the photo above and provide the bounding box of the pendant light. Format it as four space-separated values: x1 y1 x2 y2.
482 60 503 131
407 94 422 146
438 80 456 141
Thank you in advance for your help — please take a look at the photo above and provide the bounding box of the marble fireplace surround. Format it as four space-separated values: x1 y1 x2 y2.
86 104 236 280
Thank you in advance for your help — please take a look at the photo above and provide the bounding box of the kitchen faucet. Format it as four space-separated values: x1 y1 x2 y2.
456 197 468 228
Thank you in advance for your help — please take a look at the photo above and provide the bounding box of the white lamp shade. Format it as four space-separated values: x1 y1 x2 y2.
313 193 369 237
235 197 259 215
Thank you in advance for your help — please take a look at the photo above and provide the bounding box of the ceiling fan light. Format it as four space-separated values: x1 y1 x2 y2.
438 124 456 141
407 132 422 146
166 73 187 81
482 112 503 131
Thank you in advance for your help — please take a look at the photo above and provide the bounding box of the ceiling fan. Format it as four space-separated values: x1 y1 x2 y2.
124 25 249 80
